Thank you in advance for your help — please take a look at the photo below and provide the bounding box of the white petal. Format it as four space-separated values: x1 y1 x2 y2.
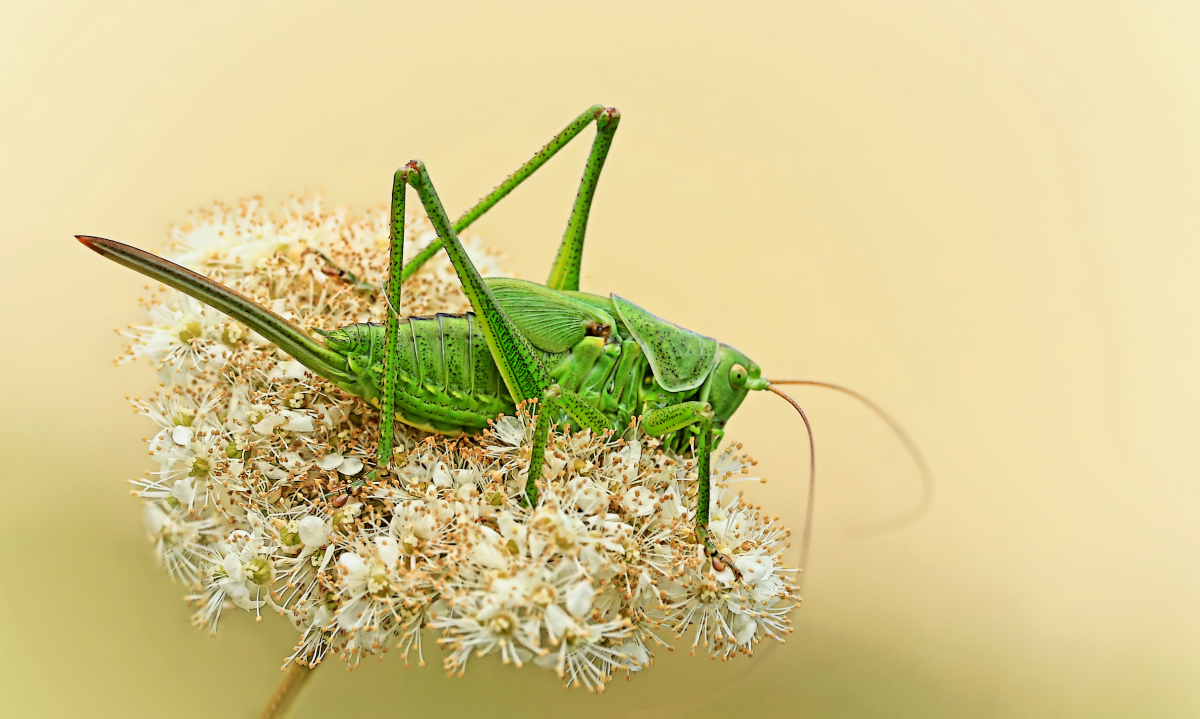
280 360 307 379
733 613 757 645
732 554 774 584
337 457 364 475
618 640 650 670
491 578 523 603
253 414 285 435
311 605 333 629
545 604 573 640
528 533 548 561
566 580 595 618
542 451 566 480
431 462 452 487
316 453 343 471
430 500 453 522
337 551 367 579
246 511 268 535
497 513 520 537
584 623 605 643
533 650 558 670
472 540 507 570
282 411 314 432
222 579 250 602
170 426 193 445
375 536 400 568
576 481 608 514
621 488 656 517
494 415 524 446
171 478 196 505
256 461 287 481
298 516 331 546
233 594 265 610
579 545 605 575
315 403 343 428
142 504 168 535
452 468 478 486
336 598 367 631
222 553 246 582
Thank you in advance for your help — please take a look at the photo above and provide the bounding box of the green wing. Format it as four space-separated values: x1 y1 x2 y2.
610 295 718 393
485 278 616 353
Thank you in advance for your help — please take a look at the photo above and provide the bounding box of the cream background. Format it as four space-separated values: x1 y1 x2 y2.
1 1 1198 717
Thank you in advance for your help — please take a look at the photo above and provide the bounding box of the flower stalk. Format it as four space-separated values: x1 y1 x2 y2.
261 662 316 719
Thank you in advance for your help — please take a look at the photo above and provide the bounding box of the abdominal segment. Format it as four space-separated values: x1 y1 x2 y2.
349 315 516 435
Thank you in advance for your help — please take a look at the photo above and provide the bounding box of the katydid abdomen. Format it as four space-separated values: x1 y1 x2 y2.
324 316 515 435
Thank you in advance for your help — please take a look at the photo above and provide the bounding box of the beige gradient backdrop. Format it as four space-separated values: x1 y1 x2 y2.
2 1 1197 717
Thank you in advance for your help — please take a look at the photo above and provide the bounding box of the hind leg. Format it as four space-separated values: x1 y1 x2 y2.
544 107 619 291
375 170 407 469
399 105 620 284
396 161 614 496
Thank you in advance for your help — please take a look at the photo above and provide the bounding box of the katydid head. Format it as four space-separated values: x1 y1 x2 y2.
707 343 769 427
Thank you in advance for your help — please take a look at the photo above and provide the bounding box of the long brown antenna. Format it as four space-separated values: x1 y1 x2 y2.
768 379 933 537
766 385 817 593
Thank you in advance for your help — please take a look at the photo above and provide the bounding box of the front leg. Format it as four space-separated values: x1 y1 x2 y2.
643 402 739 576
524 384 611 506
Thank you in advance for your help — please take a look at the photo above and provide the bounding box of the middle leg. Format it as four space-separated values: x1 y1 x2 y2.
523 383 612 506
643 401 739 574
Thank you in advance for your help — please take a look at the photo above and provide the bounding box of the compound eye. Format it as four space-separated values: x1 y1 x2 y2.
729 363 748 388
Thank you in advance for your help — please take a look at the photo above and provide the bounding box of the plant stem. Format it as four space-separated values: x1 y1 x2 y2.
260 662 316 719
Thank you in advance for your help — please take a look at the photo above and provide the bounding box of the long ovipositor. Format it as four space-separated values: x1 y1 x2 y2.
78 235 353 385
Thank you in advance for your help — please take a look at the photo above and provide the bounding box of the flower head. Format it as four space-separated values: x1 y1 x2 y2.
117 195 796 689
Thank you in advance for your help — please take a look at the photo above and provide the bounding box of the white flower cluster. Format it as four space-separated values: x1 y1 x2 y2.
120 196 797 692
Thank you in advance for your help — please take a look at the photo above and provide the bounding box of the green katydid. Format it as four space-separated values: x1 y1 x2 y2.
79 105 927 581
